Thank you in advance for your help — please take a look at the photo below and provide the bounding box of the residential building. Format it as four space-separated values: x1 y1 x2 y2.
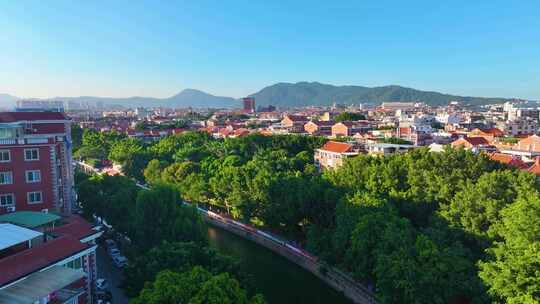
0 112 74 215
331 121 371 137
468 128 504 142
381 102 415 111
0 211 102 304
450 137 495 152
304 121 334 136
366 143 416 155
314 141 360 169
281 115 309 133
497 119 538 136
242 97 256 114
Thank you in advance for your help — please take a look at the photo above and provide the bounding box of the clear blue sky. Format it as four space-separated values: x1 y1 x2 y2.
0 0 538 99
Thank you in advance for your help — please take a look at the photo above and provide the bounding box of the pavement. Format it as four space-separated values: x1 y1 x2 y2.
96 245 129 304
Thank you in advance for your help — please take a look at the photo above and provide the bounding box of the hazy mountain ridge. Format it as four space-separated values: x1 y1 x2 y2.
0 83 517 109
249 82 513 107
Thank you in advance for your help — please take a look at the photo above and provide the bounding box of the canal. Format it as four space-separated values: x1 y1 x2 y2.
207 225 353 304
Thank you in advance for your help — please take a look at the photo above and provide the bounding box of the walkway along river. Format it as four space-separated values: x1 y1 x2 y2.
199 208 377 304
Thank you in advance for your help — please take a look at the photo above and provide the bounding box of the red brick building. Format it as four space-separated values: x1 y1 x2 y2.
0 112 73 215
0 212 102 304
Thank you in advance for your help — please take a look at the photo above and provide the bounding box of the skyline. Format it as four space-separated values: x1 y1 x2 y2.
1 1 539 100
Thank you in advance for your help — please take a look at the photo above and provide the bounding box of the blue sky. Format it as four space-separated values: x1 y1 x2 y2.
0 0 538 99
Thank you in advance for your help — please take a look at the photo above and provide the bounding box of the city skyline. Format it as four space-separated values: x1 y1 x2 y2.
1 1 539 100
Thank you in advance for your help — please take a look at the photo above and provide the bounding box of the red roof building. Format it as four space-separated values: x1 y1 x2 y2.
314 141 360 170
489 153 529 169
0 112 74 215
0 212 102 303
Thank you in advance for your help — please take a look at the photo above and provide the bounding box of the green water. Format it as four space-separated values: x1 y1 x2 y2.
207 225 353 304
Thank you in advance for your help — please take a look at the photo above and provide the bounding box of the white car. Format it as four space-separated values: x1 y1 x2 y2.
96 278 108 290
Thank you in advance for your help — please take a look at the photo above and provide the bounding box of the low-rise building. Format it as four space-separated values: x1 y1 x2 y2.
304 121 334 136
0 212 102 304
281 115 309 133
366 143 416 155
450 137 495 152
331 121 371 137
314 141 360 170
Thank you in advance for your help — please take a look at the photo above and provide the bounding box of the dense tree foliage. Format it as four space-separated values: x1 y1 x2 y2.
131 267 265 304
76 130 540 303
334 112 366 122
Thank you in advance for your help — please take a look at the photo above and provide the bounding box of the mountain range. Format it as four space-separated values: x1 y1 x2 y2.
0 82 517 109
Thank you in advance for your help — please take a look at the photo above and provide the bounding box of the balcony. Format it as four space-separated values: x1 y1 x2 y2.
0 139 16 145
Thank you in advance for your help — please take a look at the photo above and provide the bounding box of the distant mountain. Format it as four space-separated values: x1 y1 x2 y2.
12 89 239 109
0 94 19 109
249 82 513 107
1 83 517 110
165 89 237 108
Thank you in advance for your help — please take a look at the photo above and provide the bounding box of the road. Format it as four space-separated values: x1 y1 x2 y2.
96 246 129 304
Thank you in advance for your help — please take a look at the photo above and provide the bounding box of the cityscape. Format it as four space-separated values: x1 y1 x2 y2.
1 1 539 304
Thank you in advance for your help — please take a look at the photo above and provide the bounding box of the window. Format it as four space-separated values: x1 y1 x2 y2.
0 128 17 139
0 193 14 206
0 150 10 162
66 257 83 270
26 170 41 183
0 172 13 185
27 191 42 204
24 149 39 161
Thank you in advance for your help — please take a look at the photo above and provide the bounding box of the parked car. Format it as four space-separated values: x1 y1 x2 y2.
112 255 128 268
104 239 116 249
96 290 112 304
108 248 121 258
96 278 108 291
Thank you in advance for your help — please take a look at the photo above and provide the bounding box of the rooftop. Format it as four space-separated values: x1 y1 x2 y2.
0 235 89 286
0 266 85 304
0 112 69 123
0 211 61 229
320 141 355 153
0 224 43 251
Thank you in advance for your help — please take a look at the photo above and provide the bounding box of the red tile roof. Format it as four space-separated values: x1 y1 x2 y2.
285 115 308 122
489 153 529 169
0 236 88 286
527 157 540 175
0 112 69 123
51 215 96 240
480 128 504 136
320 141 354 153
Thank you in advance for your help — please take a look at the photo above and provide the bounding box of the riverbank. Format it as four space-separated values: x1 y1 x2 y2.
201 210 377 304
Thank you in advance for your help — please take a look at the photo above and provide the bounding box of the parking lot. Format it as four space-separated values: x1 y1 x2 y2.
96 245 129 304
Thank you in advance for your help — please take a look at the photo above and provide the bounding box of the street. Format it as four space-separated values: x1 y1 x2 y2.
96 245 129 304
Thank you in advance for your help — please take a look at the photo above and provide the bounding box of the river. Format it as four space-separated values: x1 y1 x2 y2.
207 225 353 304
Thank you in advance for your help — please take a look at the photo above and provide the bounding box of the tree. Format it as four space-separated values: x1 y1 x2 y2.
71 124 83 152
144 159 168 185
334 112 366 122
131 267 265 304
479 192 540 303
123 241 242 297
132 184 207 251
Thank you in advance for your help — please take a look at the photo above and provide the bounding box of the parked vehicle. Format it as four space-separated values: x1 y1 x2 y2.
104 239 116 249
108 248 121 258
96 278 108 291
112 255 128 268
96 290 113 304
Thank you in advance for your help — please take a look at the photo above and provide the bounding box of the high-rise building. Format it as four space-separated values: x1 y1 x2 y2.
0 111 74 215
242 97 256 113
